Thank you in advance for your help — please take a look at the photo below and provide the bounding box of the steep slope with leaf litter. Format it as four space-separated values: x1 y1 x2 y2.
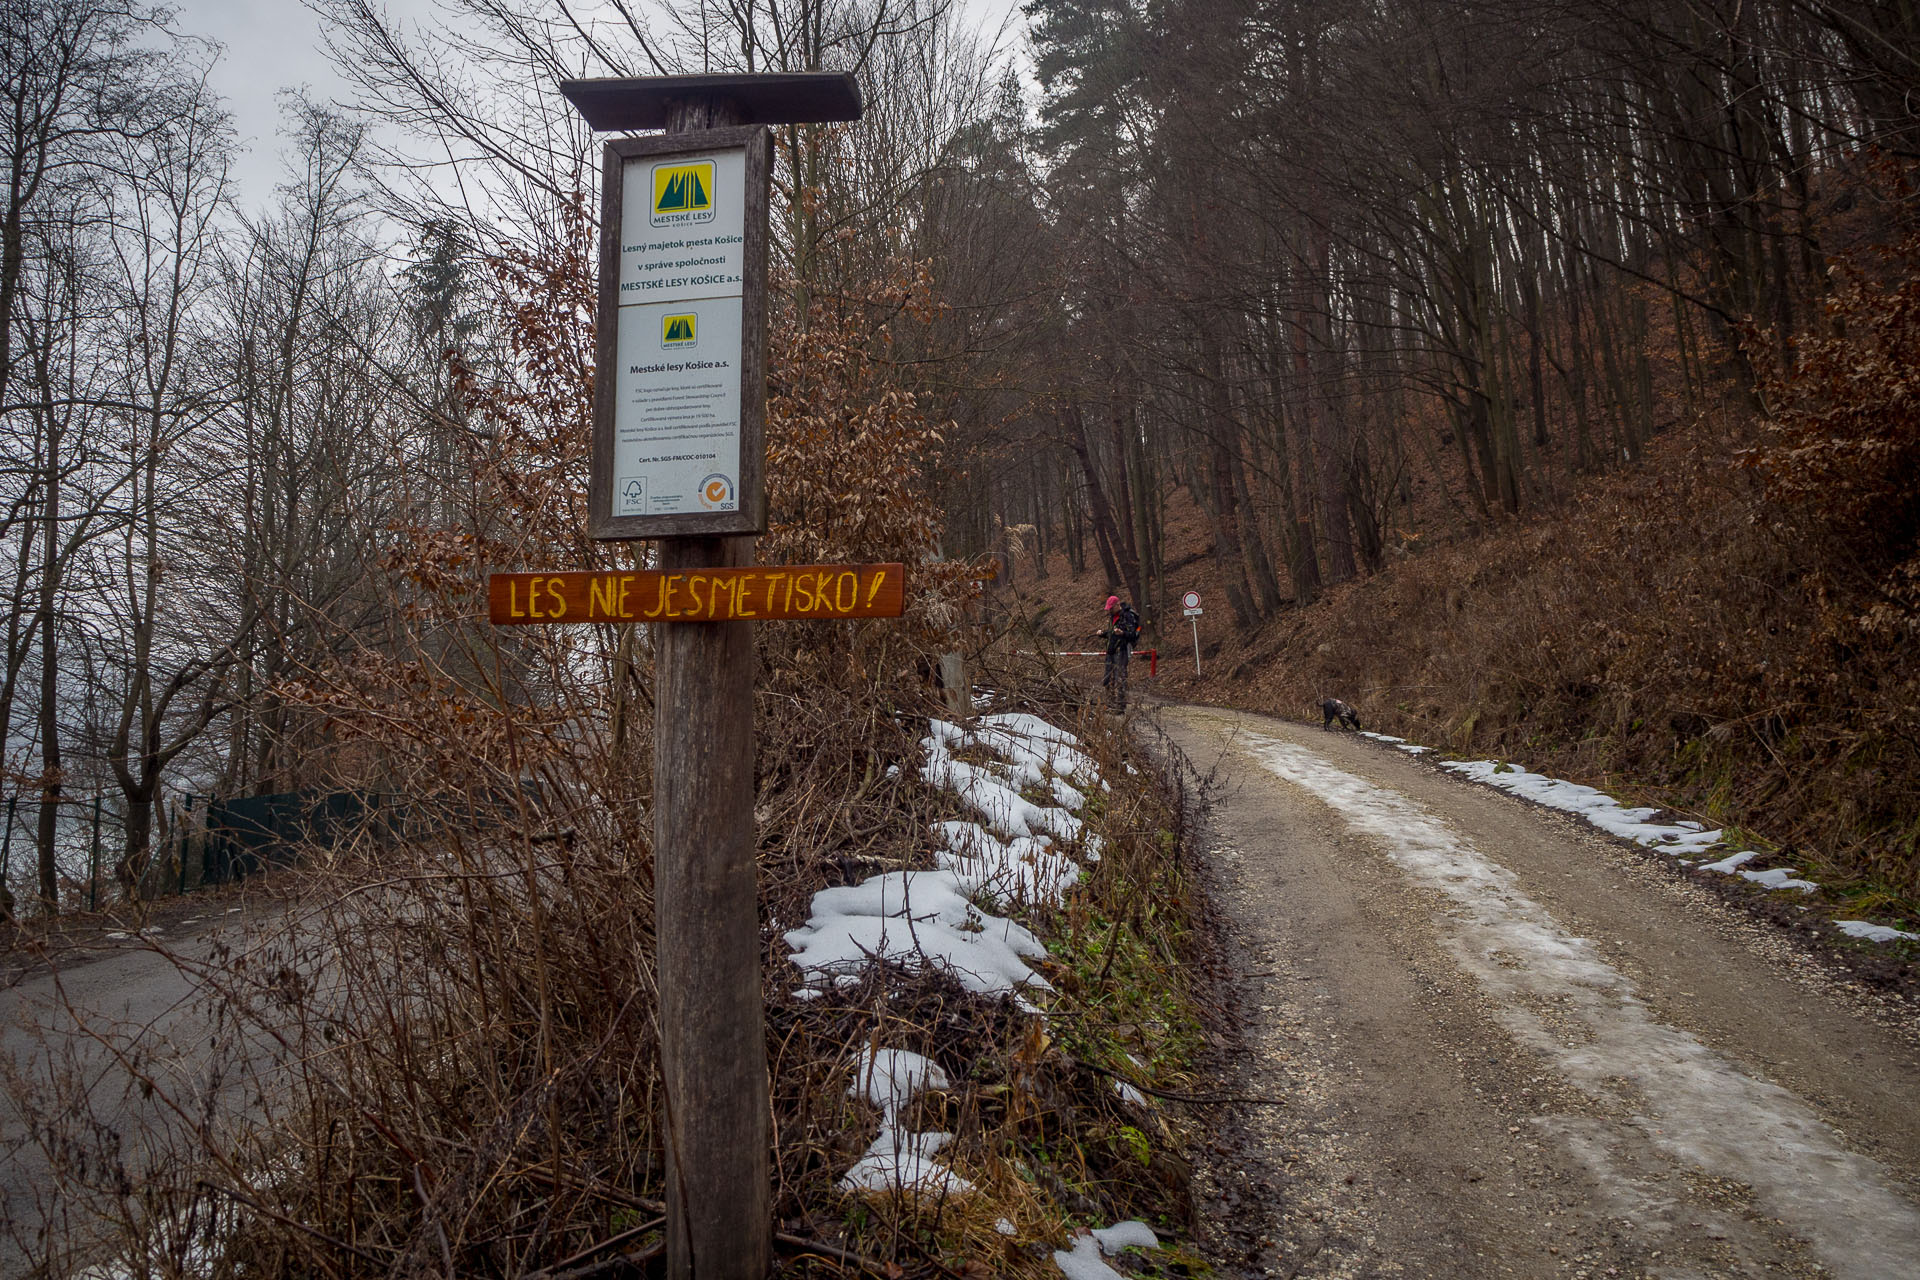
12 232 1218 1279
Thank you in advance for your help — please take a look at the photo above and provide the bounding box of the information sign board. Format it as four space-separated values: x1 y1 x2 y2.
591 128 771 539
489 563 904 624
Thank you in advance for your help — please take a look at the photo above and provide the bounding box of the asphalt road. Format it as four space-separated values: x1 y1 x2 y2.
1162 703 1920 1280
0 895 285 1275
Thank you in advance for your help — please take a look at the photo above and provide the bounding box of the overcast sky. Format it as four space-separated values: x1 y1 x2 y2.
170 0 1033 212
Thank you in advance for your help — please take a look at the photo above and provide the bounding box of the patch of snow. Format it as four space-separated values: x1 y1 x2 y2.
1835 920 1920 944
978 712 1081 747
1112 1080 1148 1107
1091 1220 1160 1253
921 735 1085 845
786 879 1051 1002
841 1126 972 1197
1738 867 1818 893
103 931 129 941
799 710 1123 1195
1054 1235 1122 1280
1361 732 1407 743
1439 758 1723 856
807 870 987 932
1054 1220 1161 1280
995 1217 1018 1236
841 1046 973 1197
931 822 1082 908
1697 850 1817 891
1244 734 1920 1279
852 1047 948 1112
977 714 1103 787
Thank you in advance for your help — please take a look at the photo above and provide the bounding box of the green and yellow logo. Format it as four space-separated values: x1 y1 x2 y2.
661 313 697 347
651 161 715 225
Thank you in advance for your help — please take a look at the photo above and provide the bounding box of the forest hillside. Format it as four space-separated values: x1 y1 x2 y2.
962 0 1920 918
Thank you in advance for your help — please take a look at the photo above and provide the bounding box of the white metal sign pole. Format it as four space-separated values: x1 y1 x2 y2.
1182 591 1202 675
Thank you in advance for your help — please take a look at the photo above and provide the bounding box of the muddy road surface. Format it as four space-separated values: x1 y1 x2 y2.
1161 703 1920 1280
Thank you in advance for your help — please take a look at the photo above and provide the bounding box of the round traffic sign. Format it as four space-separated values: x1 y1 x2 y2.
1182 590 1200 609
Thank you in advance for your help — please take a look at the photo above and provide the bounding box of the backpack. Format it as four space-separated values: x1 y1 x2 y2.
1114 603 1142 644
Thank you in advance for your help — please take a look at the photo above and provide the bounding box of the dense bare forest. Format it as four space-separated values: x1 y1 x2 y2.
971 0 1915 605
963 0 1920 898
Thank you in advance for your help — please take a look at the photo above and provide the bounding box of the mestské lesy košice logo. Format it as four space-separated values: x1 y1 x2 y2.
651 161 716 226
662 313 697 348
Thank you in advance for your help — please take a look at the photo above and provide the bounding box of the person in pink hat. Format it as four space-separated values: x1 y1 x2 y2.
1093 593 1142 709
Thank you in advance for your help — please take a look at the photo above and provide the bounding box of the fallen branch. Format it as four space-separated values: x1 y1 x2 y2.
525 1216 666 1279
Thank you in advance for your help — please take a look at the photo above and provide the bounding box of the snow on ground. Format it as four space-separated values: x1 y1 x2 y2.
785 871 1053 1002
1434 756 1724 857
1247 735 1920 1279
1697 848 1818 893
1053 1220 1160 1280
1362 731 1433 755
1362 732 1914 939
921 720 1088 846
931 821 1083 907
1836 919 1920 943
839 1047 974 1197
791 710 1111 1199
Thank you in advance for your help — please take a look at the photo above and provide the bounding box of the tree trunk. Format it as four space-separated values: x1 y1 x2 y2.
1063 403 1139 603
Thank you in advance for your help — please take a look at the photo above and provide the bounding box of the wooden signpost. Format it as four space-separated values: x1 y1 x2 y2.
490 563 904 624
491 71 869 1280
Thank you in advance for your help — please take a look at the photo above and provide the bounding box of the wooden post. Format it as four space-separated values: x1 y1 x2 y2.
655 533 765 1279
653 92 766 1280
938 651 969 718
558 72 861 1280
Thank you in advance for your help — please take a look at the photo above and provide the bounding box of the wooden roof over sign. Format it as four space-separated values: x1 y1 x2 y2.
558 72 863 131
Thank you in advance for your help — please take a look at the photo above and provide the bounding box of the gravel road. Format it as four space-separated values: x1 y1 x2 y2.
1160 703 1920 1280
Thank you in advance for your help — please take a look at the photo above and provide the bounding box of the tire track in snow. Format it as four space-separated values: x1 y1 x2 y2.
1242 733 1920 1280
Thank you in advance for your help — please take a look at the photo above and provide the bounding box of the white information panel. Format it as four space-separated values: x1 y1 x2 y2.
613 146 747 518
